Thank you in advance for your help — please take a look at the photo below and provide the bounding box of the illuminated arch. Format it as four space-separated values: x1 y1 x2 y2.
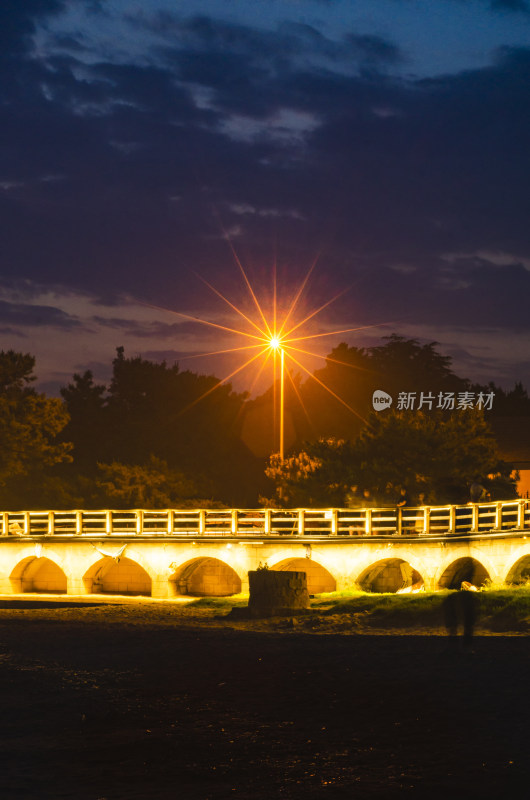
10 556 67 594
270 557 336 594
357 558 424 593
438 557 490 590
169 557 242 597
505 554 530 585
83 556 152 596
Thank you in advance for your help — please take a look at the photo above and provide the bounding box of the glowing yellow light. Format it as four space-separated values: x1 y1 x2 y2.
141 250 384 457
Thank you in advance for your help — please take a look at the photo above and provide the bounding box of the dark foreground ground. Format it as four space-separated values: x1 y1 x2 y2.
0 605 528 799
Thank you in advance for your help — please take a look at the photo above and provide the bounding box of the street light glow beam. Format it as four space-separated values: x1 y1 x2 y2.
144 258 379 457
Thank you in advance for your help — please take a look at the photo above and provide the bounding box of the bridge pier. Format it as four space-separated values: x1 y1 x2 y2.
67 577 90 595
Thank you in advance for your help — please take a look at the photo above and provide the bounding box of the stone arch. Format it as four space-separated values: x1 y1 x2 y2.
271 558 336 594
505 554 530 586
83 556 152 596
10 556 67 594
438 557 490 590
358 558 424 593
169 557 242 597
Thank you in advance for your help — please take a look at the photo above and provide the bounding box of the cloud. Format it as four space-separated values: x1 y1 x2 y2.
489 0 530 14
0 0 64 56
393 1 530 15
0 5 529 364
90 315 218 340
0 0 101 58
0 299 83 329
219 108 321 144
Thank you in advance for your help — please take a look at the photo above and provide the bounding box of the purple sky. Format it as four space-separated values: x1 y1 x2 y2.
1 0 530 395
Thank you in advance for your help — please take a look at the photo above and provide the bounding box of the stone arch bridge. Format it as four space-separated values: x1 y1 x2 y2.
1 501 529 598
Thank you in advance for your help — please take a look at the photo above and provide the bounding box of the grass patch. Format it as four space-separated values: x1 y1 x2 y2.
317 590 446 629
186 587 530 632
475 587 530 631
311 586 530 631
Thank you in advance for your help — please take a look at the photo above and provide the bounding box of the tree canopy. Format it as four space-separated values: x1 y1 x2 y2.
0 337 525 509
293 334 469 442
60 347 261 507
265 408 516 507
0 350 72 507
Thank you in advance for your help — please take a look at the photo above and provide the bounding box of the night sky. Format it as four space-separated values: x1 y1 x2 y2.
1 0 530 395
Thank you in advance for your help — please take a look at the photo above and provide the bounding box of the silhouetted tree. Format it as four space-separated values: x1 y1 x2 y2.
0 350 72 508
59 348 262 505
471 381 530 416
265 408 516 506
96 456 221 509
352 408 511 503
297 335 468 442
61 370 108 468
264 437 359 507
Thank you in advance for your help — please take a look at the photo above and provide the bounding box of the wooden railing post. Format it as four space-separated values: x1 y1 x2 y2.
76 510 82 536
448 506 456 534
199 510 206 535
24 511 30 536
47 511 54 536
517 500 525 530
331 509 338 536
136 510 143 535
366 508 373 536
494 502 501 530
298 509 305 536
231 509 238 535
471 504 479 533
105 510 112 536
167 510 173 535
264 509 271 535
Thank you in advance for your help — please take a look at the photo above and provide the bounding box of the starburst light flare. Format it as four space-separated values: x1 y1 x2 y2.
142 259 384 458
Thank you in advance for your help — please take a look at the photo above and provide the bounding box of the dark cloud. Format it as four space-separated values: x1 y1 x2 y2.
142 349 202 363
0 300 82 329
0 0 101 58
0 5 529 355
489 0 530 13
50 33 90 52
0 0 64 56
0 326 27 337
342 33 403 70
91 316 218 339
395 1 530 16
140 12 405 95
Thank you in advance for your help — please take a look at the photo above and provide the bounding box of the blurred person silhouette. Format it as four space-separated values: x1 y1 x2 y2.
443 585 478 653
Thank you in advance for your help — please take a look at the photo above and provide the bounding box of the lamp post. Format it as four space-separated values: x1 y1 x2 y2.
280 346 285 461
268 335 285 461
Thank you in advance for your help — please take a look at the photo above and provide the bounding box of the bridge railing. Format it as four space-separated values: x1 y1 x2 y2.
1 500 529 538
